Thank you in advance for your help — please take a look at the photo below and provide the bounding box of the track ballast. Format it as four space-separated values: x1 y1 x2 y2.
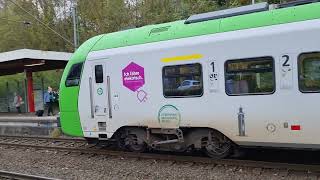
0 135 319 174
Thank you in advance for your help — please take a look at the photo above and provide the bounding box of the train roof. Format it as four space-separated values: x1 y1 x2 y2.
70 1 320 64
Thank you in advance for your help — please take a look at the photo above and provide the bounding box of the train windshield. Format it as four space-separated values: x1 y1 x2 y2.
65 62 83 87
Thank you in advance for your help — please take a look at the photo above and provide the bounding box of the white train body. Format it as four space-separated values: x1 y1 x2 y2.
77 18 320 150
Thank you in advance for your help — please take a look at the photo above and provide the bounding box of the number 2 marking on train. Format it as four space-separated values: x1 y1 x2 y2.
282 55 290 67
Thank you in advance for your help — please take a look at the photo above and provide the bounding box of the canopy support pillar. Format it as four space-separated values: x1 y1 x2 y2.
25 70 35 112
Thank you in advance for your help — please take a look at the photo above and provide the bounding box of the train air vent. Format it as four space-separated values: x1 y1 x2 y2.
184 2 269 24
98 122 106 131
278 0 320 8
149 26 170 36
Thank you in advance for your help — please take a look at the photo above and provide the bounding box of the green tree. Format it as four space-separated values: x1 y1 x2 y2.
1 0 298 102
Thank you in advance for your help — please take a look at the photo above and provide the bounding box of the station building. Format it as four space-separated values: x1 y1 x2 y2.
0 49 72 113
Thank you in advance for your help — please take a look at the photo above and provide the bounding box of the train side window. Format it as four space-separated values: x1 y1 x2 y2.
298 52 320 93
162 63 203 98
95 65 104 83
65 62 83 87
225 57 275 95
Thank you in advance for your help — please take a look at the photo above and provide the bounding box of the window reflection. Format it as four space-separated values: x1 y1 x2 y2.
163 63 203 97
299 52 320 92
225 57 274 95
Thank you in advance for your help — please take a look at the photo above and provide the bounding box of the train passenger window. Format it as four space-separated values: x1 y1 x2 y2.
65 62 83 87
162 63 203 98
95 65 104 83
225 57 275 95
298 52 320 92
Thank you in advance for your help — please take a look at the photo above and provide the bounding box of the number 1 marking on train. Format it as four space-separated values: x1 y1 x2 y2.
211 62 215 72
208 61 219 92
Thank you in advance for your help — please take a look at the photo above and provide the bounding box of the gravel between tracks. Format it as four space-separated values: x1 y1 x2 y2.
0 146 318 180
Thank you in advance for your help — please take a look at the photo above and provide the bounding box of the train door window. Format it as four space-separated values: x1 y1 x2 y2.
95 65 104 83
298 52 320 93
225 57 275 95
162 63 203 98
65 62 83 87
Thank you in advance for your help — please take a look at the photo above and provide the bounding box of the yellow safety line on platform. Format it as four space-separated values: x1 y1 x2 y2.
161 54 203 63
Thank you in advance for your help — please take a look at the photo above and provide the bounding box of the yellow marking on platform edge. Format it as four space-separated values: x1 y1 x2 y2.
161 54 203 63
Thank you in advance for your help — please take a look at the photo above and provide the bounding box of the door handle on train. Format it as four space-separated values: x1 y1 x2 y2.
89 77 94 118
107 76 112 118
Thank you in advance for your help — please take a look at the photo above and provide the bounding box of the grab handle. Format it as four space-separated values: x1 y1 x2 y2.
89 77 94 118
107 76 112 118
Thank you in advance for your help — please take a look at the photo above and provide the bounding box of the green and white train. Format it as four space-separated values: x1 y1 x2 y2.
59 1 320 158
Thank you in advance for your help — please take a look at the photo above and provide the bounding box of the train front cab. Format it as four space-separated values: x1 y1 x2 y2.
59 61 84 137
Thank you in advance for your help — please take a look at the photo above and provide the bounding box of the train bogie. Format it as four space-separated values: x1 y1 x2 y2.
112 127 233 159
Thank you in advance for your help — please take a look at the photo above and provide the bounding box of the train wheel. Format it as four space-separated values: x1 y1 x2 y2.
204 130 232 159
116 132 127 151
124 134 147 153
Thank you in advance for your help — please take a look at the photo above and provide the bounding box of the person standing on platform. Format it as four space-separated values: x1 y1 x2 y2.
44 86 54 116
13 92 23 113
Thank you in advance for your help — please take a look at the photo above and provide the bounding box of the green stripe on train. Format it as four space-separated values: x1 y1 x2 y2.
91 2 320 51
59 2 320 137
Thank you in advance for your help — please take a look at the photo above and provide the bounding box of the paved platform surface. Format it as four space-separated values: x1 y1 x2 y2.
0 113 36 117
0 112 58 117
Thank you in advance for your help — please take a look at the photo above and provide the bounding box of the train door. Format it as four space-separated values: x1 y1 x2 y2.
91 62 109 117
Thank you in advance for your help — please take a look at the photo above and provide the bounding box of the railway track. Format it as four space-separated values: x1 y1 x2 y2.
0 135 86 143
0 135 320 174
0 135 88 149
0 170 57 180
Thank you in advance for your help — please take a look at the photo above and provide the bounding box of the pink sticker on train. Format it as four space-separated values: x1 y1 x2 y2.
122 62 145 92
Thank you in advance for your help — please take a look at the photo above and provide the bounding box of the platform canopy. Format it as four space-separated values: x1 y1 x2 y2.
0 49 72 76
0 49 72 113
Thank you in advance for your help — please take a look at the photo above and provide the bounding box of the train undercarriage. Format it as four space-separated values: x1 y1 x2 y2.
87 127 234 159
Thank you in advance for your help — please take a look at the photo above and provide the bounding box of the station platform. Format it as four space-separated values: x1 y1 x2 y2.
0 113 57 122
0 112 58 117
0 113 59 137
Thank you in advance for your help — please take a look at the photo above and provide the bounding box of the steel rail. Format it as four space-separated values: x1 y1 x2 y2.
0 140 320 173
0 170 58 180
0 135 86 142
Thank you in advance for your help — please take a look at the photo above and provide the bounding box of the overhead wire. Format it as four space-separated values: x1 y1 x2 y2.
0 16 31 24
7 0 74 46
